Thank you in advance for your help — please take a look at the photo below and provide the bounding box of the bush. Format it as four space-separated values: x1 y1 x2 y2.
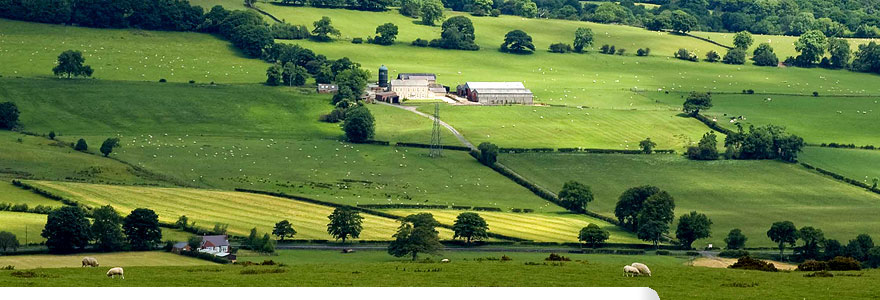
188 80 196 84
827 256 861 271
655 250 670 255
549 43 572 53
352 37 363 44
685 251 700 256
159 78 167 83
674 48 698 62
412 38 429 47
636 48 650 56
812 91 819 97
728 257 778 272
501 255 512 261
719 249 750 258
545 253 571 261
797 260 828 271
804 271 834 277
616 48 626 55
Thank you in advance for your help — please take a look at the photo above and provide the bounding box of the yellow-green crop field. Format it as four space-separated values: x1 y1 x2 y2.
0 251 214 269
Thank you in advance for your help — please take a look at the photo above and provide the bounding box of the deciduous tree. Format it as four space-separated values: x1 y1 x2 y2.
578 223 609 248
558 181 594 213
452 212 489 244
91 205 126 252
42 206 91 253
327 207 364 243
767 221 798 259
123 208 162 251
53 50 93 78
675 211 712 249
273 220 297 241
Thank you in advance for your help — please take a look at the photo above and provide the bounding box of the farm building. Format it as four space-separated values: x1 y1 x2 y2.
457 82 533 105
390 79 433 99
198 235 230 254
317 84 338 94
375 91 400 103
171 242 190 254
397 73 437 82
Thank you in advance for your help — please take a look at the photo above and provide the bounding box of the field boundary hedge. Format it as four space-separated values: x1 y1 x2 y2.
692 113 734 135
810 143 879 150
233 188 529 242
394 142 471 151
478 160 623 226
800 163 880 195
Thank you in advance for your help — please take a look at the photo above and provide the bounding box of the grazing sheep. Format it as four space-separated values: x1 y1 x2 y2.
441 259 450 263
107 267 124 279
81 257 99 267
631 263 651 277
623 265 640 277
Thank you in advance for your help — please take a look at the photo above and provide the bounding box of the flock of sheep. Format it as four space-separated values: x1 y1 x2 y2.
81 257 124 279
623 262 651 278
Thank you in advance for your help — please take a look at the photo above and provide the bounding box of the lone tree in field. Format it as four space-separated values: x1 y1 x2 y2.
100 137 120 157
74 138 88 151
91 205 126 252
798 226 825 260
343 106 375 143
573 27 594 53
431 16 479 50
724 228 747 249
639 138 656 154
175 215 192 230
767 221 798 260
500 30 535 54
0 231 20 252
327 207 364 243
388 213 443 260
704 50 720 62
123 208 162 251
371 23 399 45
733 31 753 49
273 220 297 241
53 50 94 78
752 43 779 66
794 30 827 66
42 206 91 253
615 185 661 231
558 181 594 213
682 91 712 116
675 211 712 249
266 63 283 86
477 142 499 166
578 223 610 248
311 16 341 41
452 212 489 244
636 191 676 248
0 102 20 130
420 0 444 26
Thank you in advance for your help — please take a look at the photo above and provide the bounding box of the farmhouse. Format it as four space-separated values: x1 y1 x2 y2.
397 73 437 82
375 66 446 101
317 83 338 94
390 79 432 99
457 82 533 105
171 242 190 254
198 235 230 254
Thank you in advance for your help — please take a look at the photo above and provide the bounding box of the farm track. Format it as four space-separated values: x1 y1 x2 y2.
378 102 476 150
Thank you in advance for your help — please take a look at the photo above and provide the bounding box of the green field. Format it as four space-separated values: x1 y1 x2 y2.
0 19 268 83
0 181 63 208
500 153 880 247
800 147 880 184
22 180 455 240
0 251 214 269
386 209 640 243
418 104 712 149
238 249 683 265
1 250 878 299
692 31 874 61
0 211 46 243
646 91 880 146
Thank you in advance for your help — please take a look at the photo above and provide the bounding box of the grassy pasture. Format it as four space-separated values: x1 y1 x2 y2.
0 211 46 243
267 6 880 108
0 19 268 83
645 91 880 146
0 251 214 269
0 181 63 208
799 147 880 184
385 209 641 243
417 104 713 149
23 180 453 240
238 249 684 265
0 131 155 185
692 30 875 60
499 153 880 247
1 251 878 299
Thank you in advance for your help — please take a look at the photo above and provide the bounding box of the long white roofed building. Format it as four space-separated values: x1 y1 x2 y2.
457 82 533 105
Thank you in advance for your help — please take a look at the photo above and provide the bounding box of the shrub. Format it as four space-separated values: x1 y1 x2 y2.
655 250 670 255
351 37 363 44
636 48 650 56
804 271 834 277
797 260 828 271
728 257 778 272
240 268 286 275
685 251 700 256
812 91 819 97
188 80 195 84
549 43 572 53
1 265 13 270
412 38 429 47
501 255 512 261
616 48 626 55
674 48 698 61
827 256 861 271
159 78 167 83
719 249 750 258
545 253 571 261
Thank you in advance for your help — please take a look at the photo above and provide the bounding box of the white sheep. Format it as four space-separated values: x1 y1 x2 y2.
440 259 450 263
81 257 99 267
623 265 640 277
107 267 124 279
631 262 651 277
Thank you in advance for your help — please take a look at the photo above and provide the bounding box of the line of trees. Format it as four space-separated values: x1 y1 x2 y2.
40 206 162 253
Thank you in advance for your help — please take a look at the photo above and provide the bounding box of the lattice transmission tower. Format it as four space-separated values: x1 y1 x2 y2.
429 103 442 158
